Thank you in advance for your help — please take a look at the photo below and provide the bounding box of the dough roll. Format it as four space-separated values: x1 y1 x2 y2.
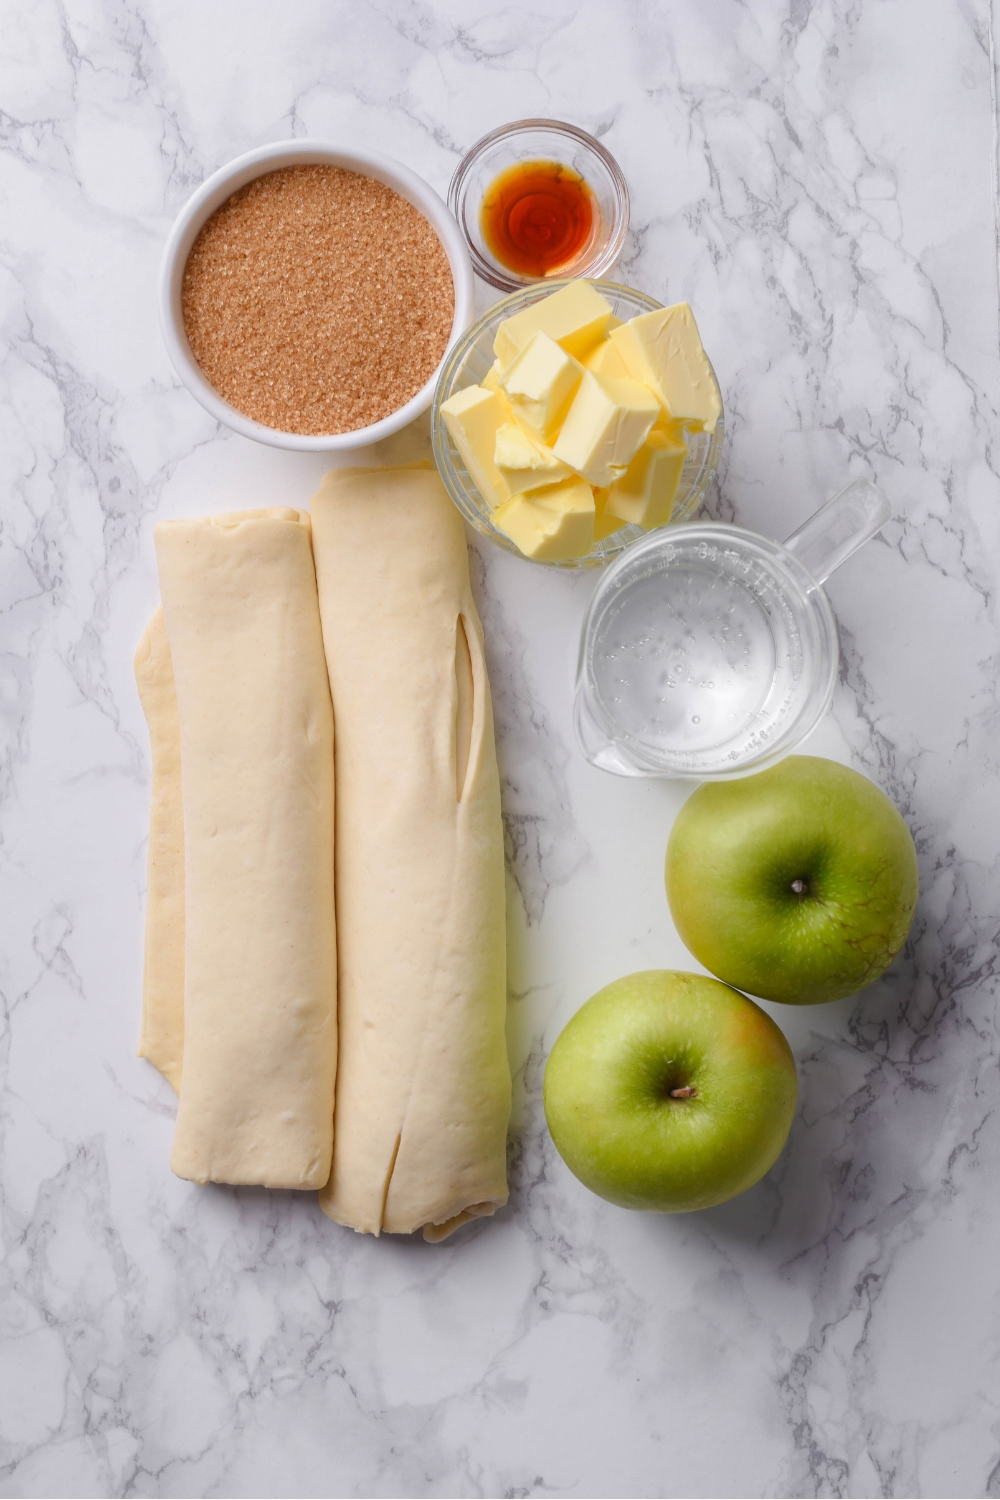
153 508 337 1189
312 465 510 1239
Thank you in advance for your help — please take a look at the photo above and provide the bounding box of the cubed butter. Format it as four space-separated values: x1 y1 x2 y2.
552 370 660 487
482 359 506 394
498 331 584 441
582 337 630 380
603 422 689 529
610 303 722 431
494 281 613 366
493 476 595 562
592 487 623 540
440 385 511 509
494 422 573 496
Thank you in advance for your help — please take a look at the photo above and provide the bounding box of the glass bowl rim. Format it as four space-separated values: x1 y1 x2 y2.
447 118 630 292
430 277 726 570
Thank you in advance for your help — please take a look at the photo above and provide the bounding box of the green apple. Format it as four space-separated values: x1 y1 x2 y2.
666 755 918 1006
543 970 797 1212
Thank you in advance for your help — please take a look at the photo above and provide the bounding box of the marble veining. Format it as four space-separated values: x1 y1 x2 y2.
2 1 1000 1495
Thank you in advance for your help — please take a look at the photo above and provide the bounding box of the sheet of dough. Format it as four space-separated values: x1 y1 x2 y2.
134 607 185 1092
311 465 510 1238
155 507 337 1189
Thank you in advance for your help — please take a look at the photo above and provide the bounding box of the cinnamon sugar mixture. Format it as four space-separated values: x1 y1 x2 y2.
181 165 454 436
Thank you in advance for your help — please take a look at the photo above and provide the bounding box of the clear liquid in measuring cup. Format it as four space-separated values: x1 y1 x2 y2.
590 563 782 753
582 535 811 775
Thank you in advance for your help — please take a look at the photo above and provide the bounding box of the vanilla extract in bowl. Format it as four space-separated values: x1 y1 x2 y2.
180 164 455 438
448 119 629 292
479 159 597 278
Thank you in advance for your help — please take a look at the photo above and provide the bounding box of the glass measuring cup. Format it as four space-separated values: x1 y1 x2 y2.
573 479 890 778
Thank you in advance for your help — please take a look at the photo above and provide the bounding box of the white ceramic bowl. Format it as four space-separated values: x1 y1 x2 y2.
159 140 476 452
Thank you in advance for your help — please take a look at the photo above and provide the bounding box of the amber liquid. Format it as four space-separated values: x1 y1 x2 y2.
480 159 597 278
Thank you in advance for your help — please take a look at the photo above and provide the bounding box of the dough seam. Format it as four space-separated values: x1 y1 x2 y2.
455 612 475 804
378 1134 403 1236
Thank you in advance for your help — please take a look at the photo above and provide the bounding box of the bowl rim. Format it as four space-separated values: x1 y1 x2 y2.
159 139 476 452
447 118 630 292
430 277 726 569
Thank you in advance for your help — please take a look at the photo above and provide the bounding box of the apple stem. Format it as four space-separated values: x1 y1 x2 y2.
669 1086 697 1099
790 878 808 895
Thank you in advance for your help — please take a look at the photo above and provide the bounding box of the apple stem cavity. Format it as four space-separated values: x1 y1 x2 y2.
669 1086 697 1099
790 878 808 895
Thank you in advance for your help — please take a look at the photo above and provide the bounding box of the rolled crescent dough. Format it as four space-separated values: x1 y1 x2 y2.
311 465 510 1238
154 508 337 1189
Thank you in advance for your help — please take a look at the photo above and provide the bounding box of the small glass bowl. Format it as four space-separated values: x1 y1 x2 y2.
430 279 725 571
448 120 629 292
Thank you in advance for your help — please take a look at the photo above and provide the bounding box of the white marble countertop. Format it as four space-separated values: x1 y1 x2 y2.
3 2 1000 1496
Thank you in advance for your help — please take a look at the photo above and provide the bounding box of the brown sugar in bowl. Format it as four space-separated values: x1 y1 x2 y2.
160 142 475 452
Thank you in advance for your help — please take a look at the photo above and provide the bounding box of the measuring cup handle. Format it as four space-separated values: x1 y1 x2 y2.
783 478 890 584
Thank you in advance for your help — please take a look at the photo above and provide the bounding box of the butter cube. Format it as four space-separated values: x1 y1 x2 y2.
440 385 511 509
498 331 584 441
604 422 689 529
493 476 595 562
552 371 660 487
610 303 721 432
582 337 630 380
494 280 613 366
494 422 573 496
482 359 505 394
592 487 624 540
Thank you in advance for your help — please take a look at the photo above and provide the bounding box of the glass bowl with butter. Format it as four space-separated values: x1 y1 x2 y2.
431 279 725 570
